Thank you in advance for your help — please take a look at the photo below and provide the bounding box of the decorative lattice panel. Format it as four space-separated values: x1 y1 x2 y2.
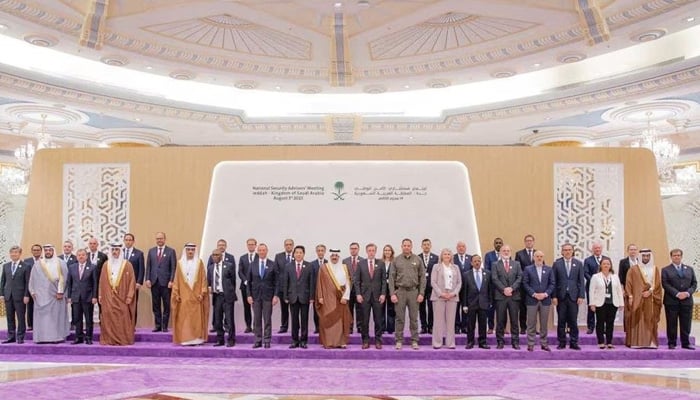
554 163 624 326
663 191 700 304
63 164 130 248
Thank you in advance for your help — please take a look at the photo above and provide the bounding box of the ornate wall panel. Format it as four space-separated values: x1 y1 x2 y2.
62 164 130 248
554 163 624 258
662 191 700 277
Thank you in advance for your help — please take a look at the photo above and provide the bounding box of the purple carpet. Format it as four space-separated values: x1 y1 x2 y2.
0 329 697 360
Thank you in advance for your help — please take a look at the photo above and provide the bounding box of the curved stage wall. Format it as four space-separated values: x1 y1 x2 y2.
21 146 667 327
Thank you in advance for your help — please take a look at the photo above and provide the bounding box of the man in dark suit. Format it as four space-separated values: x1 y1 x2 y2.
491 244 523 349
310 244 328 334
515 234 536 333
583 242 611 335
418 238 439 334
343 242 365 334
65 249 97 344
123 233 145 325
23 243 42 331
273 238 294 333
207 239 236 332
552 243 585 350
280 245 315 349
461 254 490 349
145 232 177 332
662 248 697 350
237 238 258 333
453 241 471 334
247 243 279 348
483 237 503 334
207 249 237 347
87 237 108 311
618 243 638 333
1 245 30 344
58 240 78 267
353 243 387 349
522 250 555 351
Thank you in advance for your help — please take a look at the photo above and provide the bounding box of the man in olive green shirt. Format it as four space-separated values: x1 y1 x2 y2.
389 238 426 350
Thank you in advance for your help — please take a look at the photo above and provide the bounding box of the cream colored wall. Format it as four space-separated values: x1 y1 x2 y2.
21 146 668 327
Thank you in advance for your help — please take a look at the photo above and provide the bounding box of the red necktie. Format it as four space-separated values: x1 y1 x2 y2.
504 259 510 273
369 260 374 278
157 248 163 261
296 263 301 279
352 257 357 273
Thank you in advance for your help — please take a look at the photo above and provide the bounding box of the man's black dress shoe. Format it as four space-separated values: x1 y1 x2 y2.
252 342 262 348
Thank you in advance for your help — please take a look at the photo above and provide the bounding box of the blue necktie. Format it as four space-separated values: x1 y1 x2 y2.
260 261 265 278
11 262 17 276
677 265 683 278
475 271 481 290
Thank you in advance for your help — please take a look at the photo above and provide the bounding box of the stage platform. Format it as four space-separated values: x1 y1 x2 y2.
1 329 697 360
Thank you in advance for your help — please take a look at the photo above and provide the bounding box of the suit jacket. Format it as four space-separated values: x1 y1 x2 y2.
552 257 585 301
23 257 40 267
515 248 536 270
418 252 439 289
522 264 555 306
461 268 491 310
343 256 365 295
453 253 472 274
207 261 237 303
618 257 632 287
58 253 78 267
583 255 611 287
146 246 177 286
353 258 386 303
491 258 522 301
207 252 236 269
275 252 293 294
89 251 108 296
238 253 259 290
281 260 315 304
123 247 145 285
484 250 499 271
247 259 278 302
65 262 97 303
0 260 30 301
430 263 462 302
661 264 697 306
589 272 624 307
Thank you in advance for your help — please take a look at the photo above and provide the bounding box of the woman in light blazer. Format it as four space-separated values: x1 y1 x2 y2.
589 258 624 348
430 248 462 349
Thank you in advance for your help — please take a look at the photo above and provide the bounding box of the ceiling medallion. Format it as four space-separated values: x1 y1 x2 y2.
602 101 693 123
234 80 258 90
23 34 58 47
100 55 130 67
363 84 387 94
426 79 451 89
557 53 587 64
169 70 196 80
4 104 88 125
298 85 322 94
491 70 516 79
630 29 667 42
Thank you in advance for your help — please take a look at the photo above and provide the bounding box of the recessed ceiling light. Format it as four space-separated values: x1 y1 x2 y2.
334 2 342 8
544 116 551 120
684 16 695 23
145 66 153 70
533 63 541 68
403 85 410 89
275 85 281 90
134 117 141 122
0 24 8 30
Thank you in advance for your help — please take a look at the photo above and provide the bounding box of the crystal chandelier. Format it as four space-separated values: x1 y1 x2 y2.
631 111 680 181
12 113 58 172
0 165 28 195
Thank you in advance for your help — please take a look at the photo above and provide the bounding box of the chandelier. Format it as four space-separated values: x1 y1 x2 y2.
0 114 59 196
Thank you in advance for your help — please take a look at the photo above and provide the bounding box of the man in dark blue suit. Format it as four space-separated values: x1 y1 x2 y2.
207 239 236 332
145 232 177 332
343 242 365 334
515 234 537 333
237 238 259 333
310 244 327 334
583 242 611 335
522 250 555 351
273 238 294 333
58 240 78 267
483 237 503 334
353 243 386 349
208 249 237 347
662 248 697 350
123 233 145 324
1 245 30 344
552 243 585 350
247 243 279 348
280 245 315 349
491 244 523 349
418 239 439 334
23 243 42 331
453 241 471 334
461 254 491 349
65 249 97 344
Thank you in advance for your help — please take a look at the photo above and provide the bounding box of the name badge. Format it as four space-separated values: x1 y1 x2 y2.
605 293 611 298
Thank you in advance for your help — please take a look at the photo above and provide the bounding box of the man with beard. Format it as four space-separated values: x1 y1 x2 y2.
625 248 662 348
316 248 351 349
66 249 97 344
172 243 209 346
99 245 136 345
28 244 70 343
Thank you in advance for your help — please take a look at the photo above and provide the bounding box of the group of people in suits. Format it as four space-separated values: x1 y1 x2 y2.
3 232 696 353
